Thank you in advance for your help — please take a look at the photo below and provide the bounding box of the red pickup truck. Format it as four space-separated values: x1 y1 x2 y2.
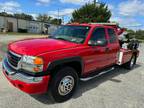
2 23 139 102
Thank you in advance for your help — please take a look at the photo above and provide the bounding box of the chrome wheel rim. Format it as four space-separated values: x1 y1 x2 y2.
58 76 75 96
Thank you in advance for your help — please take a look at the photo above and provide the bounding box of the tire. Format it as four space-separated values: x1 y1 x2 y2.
50 67 79 102
124 55 137 70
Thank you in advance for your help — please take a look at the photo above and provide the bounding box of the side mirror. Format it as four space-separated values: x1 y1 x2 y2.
88 39 107 46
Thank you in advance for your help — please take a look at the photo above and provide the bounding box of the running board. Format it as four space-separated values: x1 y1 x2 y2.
80 67 115 81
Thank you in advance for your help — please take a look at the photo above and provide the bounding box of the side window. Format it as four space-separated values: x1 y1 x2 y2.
90 28 106 42
108 29 117 43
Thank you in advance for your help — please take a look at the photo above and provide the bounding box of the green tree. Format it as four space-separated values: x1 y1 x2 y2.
126 29 135 39
0 12 33 20
36 14 62 25
14 13 33 20
0 12 13 17
51 18 62 25
36 14 52 22
71 3 111 23
126 29 144 40
135 30 144 40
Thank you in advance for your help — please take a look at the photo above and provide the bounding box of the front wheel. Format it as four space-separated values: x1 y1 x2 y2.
50 67 78 102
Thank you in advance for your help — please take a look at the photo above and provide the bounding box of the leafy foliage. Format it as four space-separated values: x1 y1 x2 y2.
127 29 144 40
0 12 33 20
0 12 13 17
0 12 62 25
51 18 62 25
36 14 62 25
14 13 33 20
36 14 52 22
71 3 111 23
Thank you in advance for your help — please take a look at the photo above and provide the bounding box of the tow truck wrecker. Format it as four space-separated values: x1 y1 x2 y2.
2 22 139 102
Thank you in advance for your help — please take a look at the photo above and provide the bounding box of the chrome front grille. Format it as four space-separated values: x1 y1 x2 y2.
7 51 21 69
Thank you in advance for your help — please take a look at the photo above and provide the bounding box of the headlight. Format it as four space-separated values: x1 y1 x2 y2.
21 56 44 72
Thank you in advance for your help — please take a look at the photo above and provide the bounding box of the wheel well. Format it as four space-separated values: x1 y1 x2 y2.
50 61 82 77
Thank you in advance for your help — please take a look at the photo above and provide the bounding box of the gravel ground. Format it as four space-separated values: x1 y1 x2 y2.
0 34 47 58
0 34 47 42
0 35 144 108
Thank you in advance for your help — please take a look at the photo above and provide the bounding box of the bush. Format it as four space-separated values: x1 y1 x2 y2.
127 29 144 40
18 28 28 33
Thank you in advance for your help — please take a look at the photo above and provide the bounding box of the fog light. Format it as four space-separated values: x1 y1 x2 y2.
33 67 41 72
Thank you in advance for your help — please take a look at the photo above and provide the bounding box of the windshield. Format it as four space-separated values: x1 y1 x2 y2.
49 25 91 43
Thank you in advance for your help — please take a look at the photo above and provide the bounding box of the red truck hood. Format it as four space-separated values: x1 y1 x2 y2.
9 38 78 56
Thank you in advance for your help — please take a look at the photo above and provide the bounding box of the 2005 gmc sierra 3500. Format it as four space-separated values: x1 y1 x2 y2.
2 23 139 102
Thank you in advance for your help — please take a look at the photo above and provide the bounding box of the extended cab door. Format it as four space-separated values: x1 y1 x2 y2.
106 28 120 65
85 27 111 73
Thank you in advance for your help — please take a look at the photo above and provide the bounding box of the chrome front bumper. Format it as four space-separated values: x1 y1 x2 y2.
2 58 43 83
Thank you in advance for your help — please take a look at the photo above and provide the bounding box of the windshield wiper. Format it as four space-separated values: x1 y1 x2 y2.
48 36 68 41
49 36 77 43
54 37 74 42
55 37 68 41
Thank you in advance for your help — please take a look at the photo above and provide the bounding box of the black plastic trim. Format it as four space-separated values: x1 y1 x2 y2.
48 57 83 70
18 56 83 77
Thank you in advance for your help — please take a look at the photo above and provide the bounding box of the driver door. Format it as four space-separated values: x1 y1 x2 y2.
86 27 110 73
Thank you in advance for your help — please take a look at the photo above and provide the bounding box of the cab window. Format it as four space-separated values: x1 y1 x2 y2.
108 28 117 43
89 28 107 46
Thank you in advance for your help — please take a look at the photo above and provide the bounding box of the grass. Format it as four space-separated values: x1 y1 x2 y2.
140 40 144 43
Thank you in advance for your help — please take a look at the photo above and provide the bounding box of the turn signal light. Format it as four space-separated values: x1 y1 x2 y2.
34 57 43 65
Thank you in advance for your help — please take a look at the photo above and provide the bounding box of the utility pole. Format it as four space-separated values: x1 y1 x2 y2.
61 15 64 24
58 8 60 25
94 0 99 4
15 12 19 32
94 0 96 4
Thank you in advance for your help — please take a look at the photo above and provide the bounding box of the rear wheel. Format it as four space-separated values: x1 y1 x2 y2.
50 67 78 102
124 55 137 70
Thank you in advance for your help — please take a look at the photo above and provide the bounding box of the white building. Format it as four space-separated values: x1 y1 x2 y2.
0 15 58 34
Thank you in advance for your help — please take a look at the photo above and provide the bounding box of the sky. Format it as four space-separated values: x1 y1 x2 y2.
0 0 144 30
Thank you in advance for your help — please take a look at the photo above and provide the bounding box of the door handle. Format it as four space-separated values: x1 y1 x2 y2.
105 47 110 52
